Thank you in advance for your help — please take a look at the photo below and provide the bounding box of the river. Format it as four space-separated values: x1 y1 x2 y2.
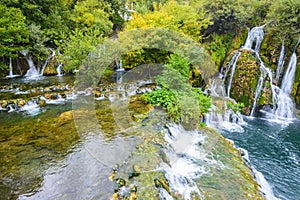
0 76 299 199
222 118 300 200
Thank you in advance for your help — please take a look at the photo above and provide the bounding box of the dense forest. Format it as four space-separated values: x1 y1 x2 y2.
0 0 300 115
1 0 299 74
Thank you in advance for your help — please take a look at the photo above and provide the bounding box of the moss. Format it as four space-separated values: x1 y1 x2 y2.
198 128 264 200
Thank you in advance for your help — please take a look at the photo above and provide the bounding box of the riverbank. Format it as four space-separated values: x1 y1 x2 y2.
0 88 264 199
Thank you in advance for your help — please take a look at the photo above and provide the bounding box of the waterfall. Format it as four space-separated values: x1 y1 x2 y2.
115 58 125 83
116 58 125 72
223 52 241 97
21 48 56 77
281 53 297 94
205 78 245 132
243 25 265 52
275 41 285 84
24 56 39 77
160 124 206 199
56 63 63 76
40 48 55 75
250 53 278 116
274 52 297 119
6 57 14 77
6 54 20 78
20 50 39 77
9 57 13 76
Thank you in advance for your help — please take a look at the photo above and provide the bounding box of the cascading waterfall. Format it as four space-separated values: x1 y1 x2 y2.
205 78 245 132
223 52 241 97
40 48 56 75
250 53 278 116
223 25 265 99
20 50 40 77
56 63 63 76
242 26 279 116
243 25 265 52
274 52 297 119
21 48 56 78
275 41 285 84
224 25 299 119
6 57 15 78
115 58 125 83
159 124 207 200
222 25 279 117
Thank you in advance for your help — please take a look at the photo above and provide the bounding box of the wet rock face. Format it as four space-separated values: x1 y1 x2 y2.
295 83 300 110
222 51 273 115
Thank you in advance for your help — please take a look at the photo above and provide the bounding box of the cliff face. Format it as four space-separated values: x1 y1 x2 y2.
221 31 299 116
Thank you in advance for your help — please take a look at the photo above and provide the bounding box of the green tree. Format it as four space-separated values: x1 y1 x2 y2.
58 28 105 72
0 3 29 57
70 0 113 35
126 0 212 42
3 0 72 40
193 0 269 34
267 0 300 39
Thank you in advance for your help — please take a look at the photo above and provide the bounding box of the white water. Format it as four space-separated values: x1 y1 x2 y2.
8 57 13 76
159 124 228 199
56 63 63 76
237 148 279 200
20 101 41 116
223 52 241 97
250 53 278 116
206 77 245 132
275 41 285 84
243 25 265 52
20 50 40 77
160 124 206 199
116 58 125 72
274 52 297 119
21 48 56 78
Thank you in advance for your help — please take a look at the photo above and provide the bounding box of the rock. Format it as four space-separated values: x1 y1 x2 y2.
129 165 141 178
50 94 58 100
17 100 26 108
38 100 46 107
0 100 8 109
92 90 102 97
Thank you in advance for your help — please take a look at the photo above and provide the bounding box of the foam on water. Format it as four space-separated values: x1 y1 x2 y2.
20 101 41 116
238 148 280 200
158 124 224 199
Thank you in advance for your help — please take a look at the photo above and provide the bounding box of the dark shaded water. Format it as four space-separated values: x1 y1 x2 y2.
222 118 300 200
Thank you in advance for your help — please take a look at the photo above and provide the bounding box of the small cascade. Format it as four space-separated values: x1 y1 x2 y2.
56 63 63 76
275 41 285 84
243 25 265 52
21 48 56 77
160 124 207 199
6 57 19 78
8 57 13 76
40 48 56 75
24 56 39 77
223 52 241 97
116 58 125 72
250 54 278 116
20 50 40 77
115 58 125 83
274 52 297 119
205 77 245 132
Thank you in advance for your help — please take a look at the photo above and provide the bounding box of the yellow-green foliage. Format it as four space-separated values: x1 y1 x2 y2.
125 0 212 42
71 0 113 34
